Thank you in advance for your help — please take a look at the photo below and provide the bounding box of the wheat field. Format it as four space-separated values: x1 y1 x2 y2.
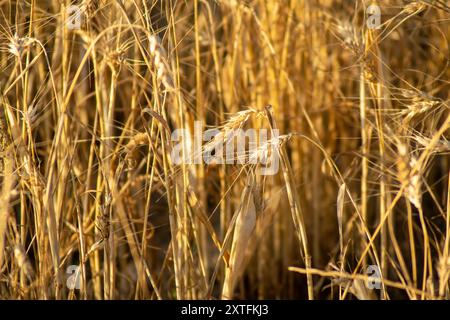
0 0 449 300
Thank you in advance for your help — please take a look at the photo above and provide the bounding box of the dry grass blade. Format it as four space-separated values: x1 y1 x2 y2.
337 183 346 256
222 175 257 299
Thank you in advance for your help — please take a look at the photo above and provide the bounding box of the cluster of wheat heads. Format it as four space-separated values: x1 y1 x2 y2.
0 0 449 300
